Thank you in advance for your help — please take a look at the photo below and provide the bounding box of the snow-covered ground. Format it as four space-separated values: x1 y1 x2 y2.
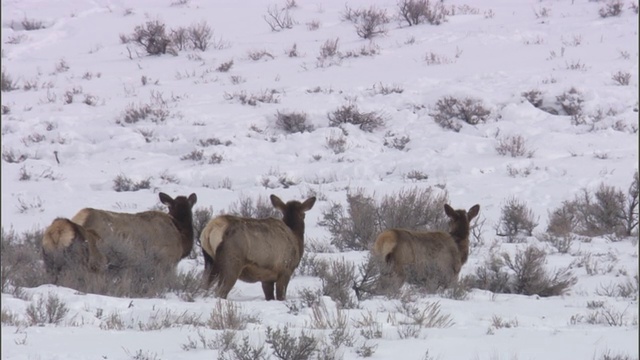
1 0 638 359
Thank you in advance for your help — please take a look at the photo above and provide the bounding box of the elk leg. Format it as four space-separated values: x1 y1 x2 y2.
275 274 291 301
216 261 243 299
262 282 275 301
201 250 215 289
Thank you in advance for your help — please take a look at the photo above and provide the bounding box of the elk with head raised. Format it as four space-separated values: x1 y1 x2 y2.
373 203 480 291
41 192 197 280
200 194 316 301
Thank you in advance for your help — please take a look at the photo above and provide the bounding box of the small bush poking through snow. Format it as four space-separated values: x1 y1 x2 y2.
13 18 47 31
345 6 390 39
612 70 632 86
130 20 173 55
217 333 268 360
217 60 234 72
430 96 492 132
265 326 318 360
495 196 539 242
397 0 448 26
192 206 214 241
495 134 535 158
226 194 281 219
521 89 543 108
599 0 624 18
1 68 19 92
383 131 411 151
325 131 347 154
169 27 189 51
327 102 386 132
547 173 639 238
2 228 48 292
223 89 280 106
188 21 213 51
274 110 314 134
315 258 358 308
208 299 259 330
469 246 577 297
555 87 584 116
112 174 151 192
26 293 69 325
117 102 169 124
264 4 296 32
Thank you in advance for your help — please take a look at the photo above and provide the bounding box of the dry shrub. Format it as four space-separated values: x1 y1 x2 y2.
193 206 214 242
1 228 49 292
548 173 639 238
327 102 386 133
315 258 358 308
1 68 19 92
612 71 632 86
495 196 539 242
555 87 584 116
347 6 390 39
117 102 169 124
495 134 535 158
130 20 172 55
217 334 268 360
274 110 314 134
226 194 281 219
316 38 341 67
223 89 280 106
266 326 318 360
352 253 403 300
208 299 259 330
170 27 190 51
217 60 234 72
112 174 151 192
522 89 543 108
264 4 296 32
469 246 577 297
397 0 447 26
431 96 491 132
599 0 624 17
25 293 69 325
188 21 213 51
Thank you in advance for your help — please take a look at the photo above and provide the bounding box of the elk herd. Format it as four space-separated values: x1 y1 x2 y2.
41 191 479 301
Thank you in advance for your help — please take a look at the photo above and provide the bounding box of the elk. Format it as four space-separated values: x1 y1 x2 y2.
200 194 316 301
373 203 480 291
41 192 197 279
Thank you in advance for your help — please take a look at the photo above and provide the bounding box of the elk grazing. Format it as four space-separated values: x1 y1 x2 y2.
41 192 197 279
200 194 316 301
373 203 480 291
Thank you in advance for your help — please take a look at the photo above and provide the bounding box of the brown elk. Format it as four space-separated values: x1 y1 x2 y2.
373 203 480 291
199 194 316 301
41 192 197 279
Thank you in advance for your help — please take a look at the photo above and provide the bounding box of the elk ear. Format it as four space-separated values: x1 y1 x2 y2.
468 204 480 221
301 197 316 212
270 194 286 211
159 192 173 206
188 193 198 207
444 204 456 218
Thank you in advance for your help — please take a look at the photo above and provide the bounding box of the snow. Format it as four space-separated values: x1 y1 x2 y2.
1 0 638 359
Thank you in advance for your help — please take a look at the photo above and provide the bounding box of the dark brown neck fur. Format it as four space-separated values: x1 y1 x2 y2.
169 204 195 259
449 212 471 265
281 208 305 255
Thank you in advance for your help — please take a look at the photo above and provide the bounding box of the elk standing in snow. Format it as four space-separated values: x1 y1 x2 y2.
199 194 316 300
41 192 197 279
373 203 480 290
